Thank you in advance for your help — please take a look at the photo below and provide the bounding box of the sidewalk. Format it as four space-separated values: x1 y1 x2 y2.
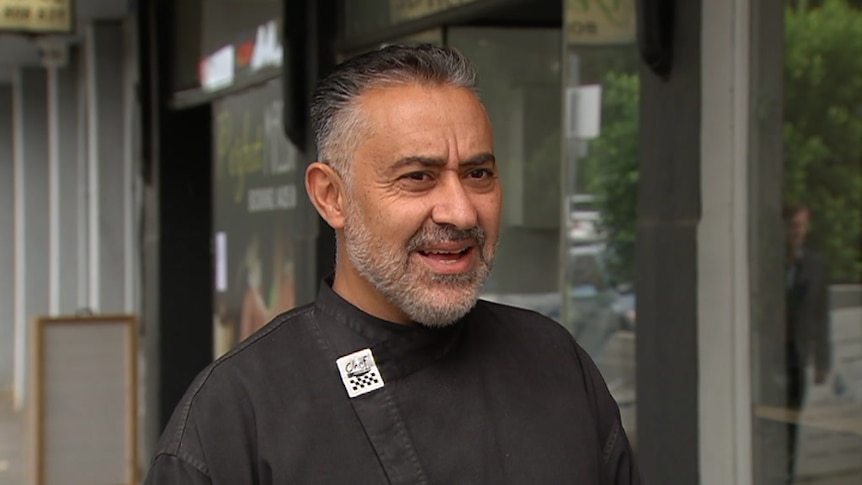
0 395 24 485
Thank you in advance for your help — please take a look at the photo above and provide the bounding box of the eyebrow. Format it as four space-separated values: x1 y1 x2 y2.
388 152 496 172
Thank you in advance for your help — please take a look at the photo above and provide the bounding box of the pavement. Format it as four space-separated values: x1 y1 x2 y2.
793 308 862 484
593 307 862 484
0 394 24 485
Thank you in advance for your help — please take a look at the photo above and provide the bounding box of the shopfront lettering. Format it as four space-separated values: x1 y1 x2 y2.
251 20 282 70
275 184 297 209
36 6 66 22
3 6 29 19
0 0 72 33
569 21 598 36
263 100 297 175
390 0 479 22
566 0 635 44
570 0 628 26
248 187 274 211
217 111 264 203
248 184 297 212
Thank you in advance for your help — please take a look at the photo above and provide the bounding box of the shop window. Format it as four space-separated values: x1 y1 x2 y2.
752 1 862 482
559 0 640 448
343 0 484 40
211 80 316 357
447 27 563 306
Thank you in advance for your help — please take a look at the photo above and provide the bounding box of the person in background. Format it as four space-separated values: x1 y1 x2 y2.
144 44 641 484
783 203 831 479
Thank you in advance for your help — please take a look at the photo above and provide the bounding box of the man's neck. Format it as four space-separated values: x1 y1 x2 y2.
331 260 413 325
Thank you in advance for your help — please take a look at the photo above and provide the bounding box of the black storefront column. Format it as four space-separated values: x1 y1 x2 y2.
300 0 338 288
139 0 213 451
635 0 702 483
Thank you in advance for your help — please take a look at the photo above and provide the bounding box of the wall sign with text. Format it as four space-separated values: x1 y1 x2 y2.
199 19 282 92
566 0 636 45
0 0 73 34
212 79 310 358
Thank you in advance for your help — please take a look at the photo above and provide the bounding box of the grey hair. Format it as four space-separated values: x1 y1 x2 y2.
310 44 479 184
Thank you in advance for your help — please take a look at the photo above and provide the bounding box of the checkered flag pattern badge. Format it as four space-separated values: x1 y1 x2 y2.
336 348 385 398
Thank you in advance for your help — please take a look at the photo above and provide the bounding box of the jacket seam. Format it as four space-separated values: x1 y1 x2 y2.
170 306 315 456
152 450 212 479
602 419 621 464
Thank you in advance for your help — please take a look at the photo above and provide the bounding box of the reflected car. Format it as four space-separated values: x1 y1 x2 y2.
568 194 604 242
482 242 635 357
565 242 634 353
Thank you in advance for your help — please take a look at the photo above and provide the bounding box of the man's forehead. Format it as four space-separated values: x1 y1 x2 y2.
347 83 493 167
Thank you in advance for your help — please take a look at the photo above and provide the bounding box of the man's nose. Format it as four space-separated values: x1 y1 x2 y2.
430 174 478 230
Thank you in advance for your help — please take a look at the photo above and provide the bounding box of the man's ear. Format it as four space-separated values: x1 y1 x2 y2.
305 162 347 229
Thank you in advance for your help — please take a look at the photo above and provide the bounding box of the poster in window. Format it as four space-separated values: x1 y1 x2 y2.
212 79 309 357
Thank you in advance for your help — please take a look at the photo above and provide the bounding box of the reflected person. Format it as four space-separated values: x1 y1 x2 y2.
783 203 831 477
144 44 641 484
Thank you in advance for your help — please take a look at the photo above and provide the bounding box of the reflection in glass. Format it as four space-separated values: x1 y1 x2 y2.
344 0 482 39
562 0 640 448
448 27 564 311
753 1 862 483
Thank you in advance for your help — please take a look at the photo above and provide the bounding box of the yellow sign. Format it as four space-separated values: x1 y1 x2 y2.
0 0 73 34
390 0 480 24
566 0 636 45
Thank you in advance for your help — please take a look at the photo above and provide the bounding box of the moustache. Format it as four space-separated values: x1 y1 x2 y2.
406 224 486 253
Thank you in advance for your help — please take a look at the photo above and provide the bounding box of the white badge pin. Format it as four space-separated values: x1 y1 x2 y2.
336 348 385 398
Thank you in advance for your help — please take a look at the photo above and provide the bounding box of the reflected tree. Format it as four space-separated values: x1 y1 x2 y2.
585 0 862 283
582 72 639 285
784 0 862 282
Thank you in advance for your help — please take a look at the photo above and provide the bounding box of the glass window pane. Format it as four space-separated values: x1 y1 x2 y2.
212 80 315 357
343 0 484 40
561 0 640 446
447 27 564 318
752 1 862 483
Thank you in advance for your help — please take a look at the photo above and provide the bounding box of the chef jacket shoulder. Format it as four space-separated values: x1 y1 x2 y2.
150 303 320 462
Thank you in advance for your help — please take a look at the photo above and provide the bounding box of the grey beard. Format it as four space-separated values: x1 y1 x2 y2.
345 221 493 327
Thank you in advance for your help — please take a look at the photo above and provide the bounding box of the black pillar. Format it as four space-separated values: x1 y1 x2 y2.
635 0 702 483
302 0 338 288
140 0 213 437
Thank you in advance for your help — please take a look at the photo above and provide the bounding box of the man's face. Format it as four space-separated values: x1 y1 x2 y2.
340 83 501 327
786 208 810 251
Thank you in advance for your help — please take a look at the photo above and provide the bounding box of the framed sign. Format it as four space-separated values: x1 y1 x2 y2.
0 0 74 35
32 314 137 485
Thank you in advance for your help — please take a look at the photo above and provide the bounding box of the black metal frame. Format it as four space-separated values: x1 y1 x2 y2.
637 0 675 79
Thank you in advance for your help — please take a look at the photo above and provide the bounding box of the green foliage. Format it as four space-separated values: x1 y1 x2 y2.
584 0 862 283
784 0 862 282
582 72 640 284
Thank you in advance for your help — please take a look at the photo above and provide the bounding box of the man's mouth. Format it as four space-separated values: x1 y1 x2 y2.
417 246 474 264
407 225 486 274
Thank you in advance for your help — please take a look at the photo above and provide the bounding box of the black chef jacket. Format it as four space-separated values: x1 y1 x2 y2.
144 280 642 484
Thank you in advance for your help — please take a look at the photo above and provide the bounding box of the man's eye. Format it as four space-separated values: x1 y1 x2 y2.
406 172 431 181
467 168 494 179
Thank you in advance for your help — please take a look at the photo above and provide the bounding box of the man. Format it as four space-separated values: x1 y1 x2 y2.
145 44 641 484
783 203 831 478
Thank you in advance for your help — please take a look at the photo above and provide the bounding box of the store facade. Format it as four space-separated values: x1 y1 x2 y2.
140 0 862 483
